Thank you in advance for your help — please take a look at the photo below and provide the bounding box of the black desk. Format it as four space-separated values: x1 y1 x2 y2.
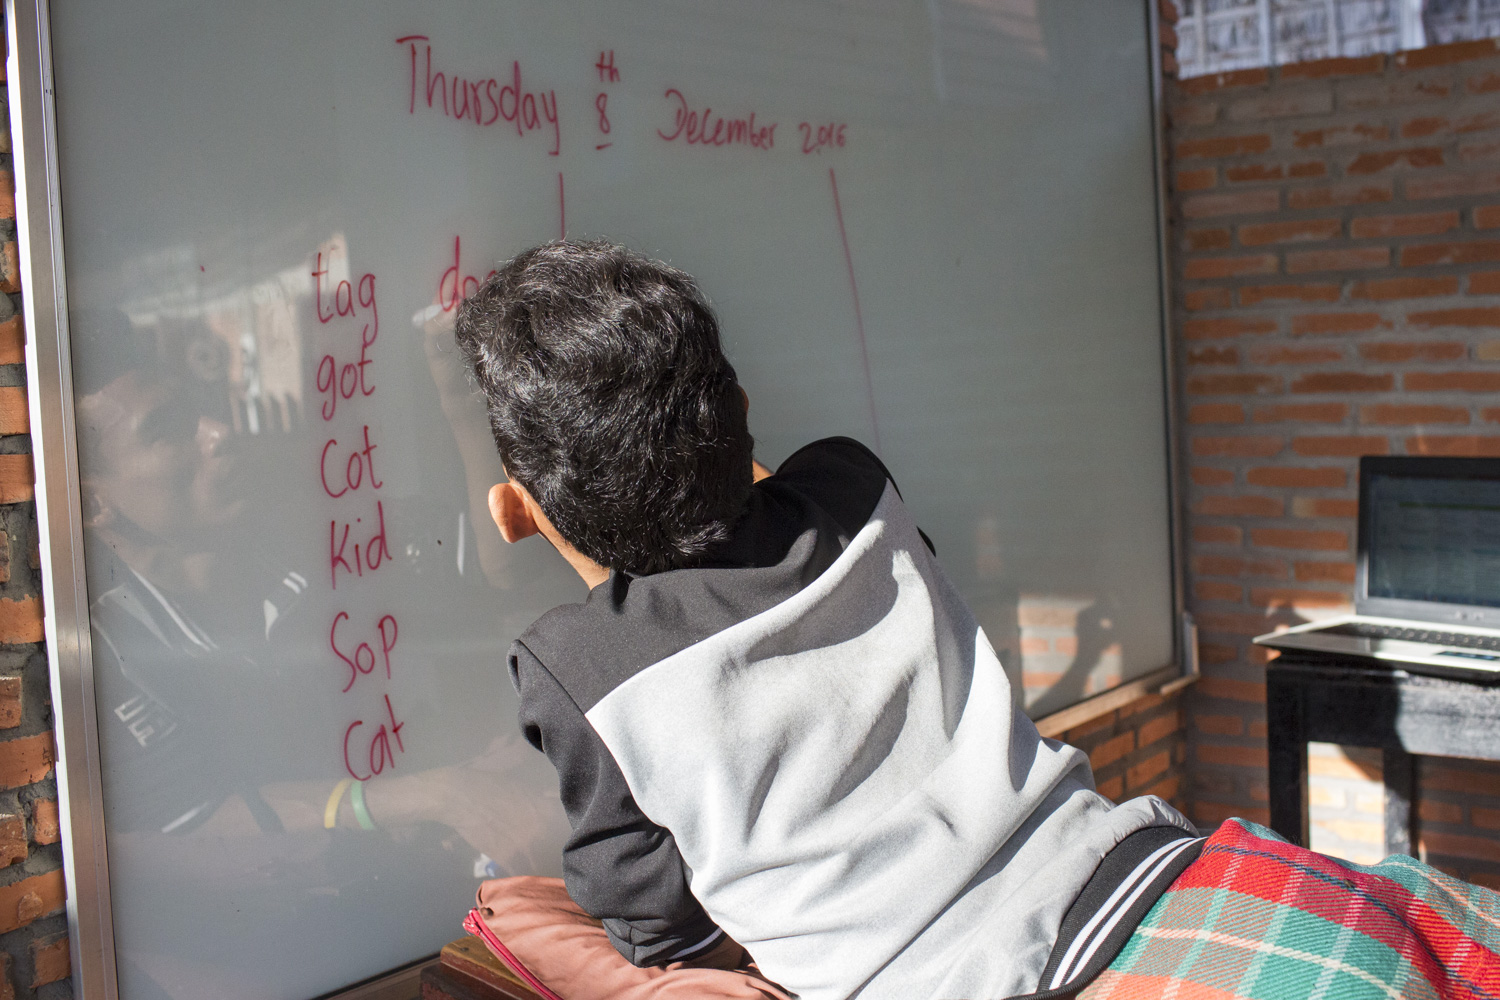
1266 654 1500 857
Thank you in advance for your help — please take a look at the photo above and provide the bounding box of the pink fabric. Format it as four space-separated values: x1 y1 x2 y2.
472 877 794 1000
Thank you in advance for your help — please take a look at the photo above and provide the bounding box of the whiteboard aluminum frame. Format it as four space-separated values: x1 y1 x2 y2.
6 0 1187 994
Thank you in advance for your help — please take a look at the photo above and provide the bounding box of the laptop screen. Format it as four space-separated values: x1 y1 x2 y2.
1366 469 1500 608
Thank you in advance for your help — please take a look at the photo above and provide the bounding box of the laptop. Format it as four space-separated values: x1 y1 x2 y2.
1254 455 1500 679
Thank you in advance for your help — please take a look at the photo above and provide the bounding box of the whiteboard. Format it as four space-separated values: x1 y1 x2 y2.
30 1 1175 996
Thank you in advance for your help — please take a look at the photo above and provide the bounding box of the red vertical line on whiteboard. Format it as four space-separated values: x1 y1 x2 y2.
558 172 566 239
828 167 881 453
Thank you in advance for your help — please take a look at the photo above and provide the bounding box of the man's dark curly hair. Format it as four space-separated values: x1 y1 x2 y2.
455 239 754 576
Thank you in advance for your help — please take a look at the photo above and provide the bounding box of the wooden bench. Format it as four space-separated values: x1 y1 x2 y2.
421 937 547 1000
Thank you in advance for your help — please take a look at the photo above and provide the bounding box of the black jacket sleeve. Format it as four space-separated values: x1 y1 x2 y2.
509 641 724 966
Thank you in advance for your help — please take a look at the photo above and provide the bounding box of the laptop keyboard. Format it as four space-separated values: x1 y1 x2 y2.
1325 622 1500 651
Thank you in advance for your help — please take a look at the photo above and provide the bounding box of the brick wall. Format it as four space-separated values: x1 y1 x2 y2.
1063 690 1189 816
1166 35 1500 886
0 29 72 1000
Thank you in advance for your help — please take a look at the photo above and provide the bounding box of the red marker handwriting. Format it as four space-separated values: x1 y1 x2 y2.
330 500 392 589
594 50 618 150
397 35 560 155
437 237 497 313
343 694 408 780
320 425 383 499
331 611 399 693
799 121 847 155
657 89 775 149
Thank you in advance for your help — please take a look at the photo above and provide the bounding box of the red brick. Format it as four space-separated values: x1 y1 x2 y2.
1184 288 1233 311
1248 346 1345 366
1192 435 1284 458
1196 610 1276 635
1228 88 1335 121
1199 642 1240 664
1406 371 1500 391
1419 830 1500 862
1357 340 1465 362
1196 801 1272 827
1420 761 1500 796
1195 495 1284 517
1193 524 1244 545
0 598 40 645
1471 271 1500 294
1175 167 1216 192
1291 435 1389 457
1247 466 1346 488
1187 345 1238 365
1346 147 1444 175
1197 676 1266 702
1406 171 1500 199
1408 435 1500 456
1253 402 1348 423
0 244 17 296
1251 586 1350 607
1409 307 1500 328
1090 731 1136 769
1177 68 1271 95
1292 123 1391 148
30 800 57 845
0 870 63 933
1182 189 1281 219
1289 372 1394 393
1182 317 1278 340
1476 204 1500 229
1195 713 1245 736
1224 163 1285 184
1142 774 1182 804
1239 283 1341 305
1096 774 1124 801
1353 276 1460 301
1188 403 1244 425
1395 38 1500 70
1252 528 1348 551
1472 807 1500 830
1471 70 1500 94
1342 76 1454 109
1194 580 1243 602
1290 313 1387 336
0 389 26 437
1361 403 1469 425
1290 497 1360 518
1418 799 1465 824
1239 218 1342 246
1127 750 1172 790
1402 115 1450 138
1349 210 1460 239
0 734 51 789
1185 228 1233 252
0 816 23 869
1184 254 1279 280
1191 466 1235 487
1288 160 1328 178
1196 744 1269 768
1286 247 1390 273
1404 240 1500 267
0 456 32 504
30 936 67 988
1295 561 1357 583
1171 102 1220 128
1288 181 1393 211
0 678 19 730
1193 554 1286 578
1187 374 1282 395
0 318 21 366
1280 55 1385 81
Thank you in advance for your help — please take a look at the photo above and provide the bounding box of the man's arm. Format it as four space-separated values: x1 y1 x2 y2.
511 642 726 966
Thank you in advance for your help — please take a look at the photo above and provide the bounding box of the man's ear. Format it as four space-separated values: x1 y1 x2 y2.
739 385 749 413
487 482 540 544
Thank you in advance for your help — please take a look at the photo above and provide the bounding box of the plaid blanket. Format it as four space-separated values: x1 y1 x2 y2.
1078 818 1500 1000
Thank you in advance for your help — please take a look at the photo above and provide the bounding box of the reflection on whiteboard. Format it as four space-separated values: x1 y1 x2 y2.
50 1 1172 996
